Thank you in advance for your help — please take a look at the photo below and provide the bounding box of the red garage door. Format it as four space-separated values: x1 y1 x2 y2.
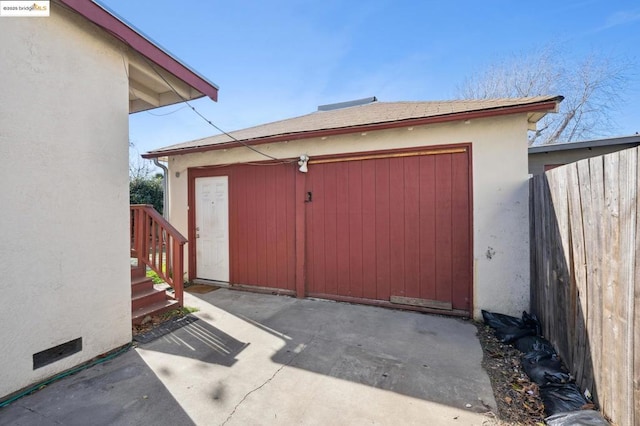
305 146 472 314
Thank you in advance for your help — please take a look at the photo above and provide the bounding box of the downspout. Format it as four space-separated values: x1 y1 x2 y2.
152 158 169 221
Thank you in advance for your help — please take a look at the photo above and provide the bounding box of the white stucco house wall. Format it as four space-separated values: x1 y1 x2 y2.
144 96 562 320
0 0 218 400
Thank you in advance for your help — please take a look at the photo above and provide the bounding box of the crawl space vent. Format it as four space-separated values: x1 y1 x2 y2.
33 337 82 370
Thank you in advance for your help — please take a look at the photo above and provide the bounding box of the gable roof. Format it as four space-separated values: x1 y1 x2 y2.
144 96 563 158
59 0 218 111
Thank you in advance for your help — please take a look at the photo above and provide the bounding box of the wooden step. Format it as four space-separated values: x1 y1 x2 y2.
132 287 169 310
131 275 154 293
131 264 146 279
132 299 180 325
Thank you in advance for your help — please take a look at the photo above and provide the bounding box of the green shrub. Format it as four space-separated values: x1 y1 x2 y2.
146 269 165 284
130 175 163 214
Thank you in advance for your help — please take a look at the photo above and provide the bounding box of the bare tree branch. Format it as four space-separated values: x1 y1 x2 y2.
456 46 634 145
129 142 155 180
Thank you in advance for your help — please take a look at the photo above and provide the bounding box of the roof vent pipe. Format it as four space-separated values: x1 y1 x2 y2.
317 96 377 111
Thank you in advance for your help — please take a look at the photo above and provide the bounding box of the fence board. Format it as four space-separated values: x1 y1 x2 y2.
548 166 571 361
635 147 640 426
541 174 553 340
590 156 606 406
619 148 637 426
577 159 599 401
603 152 620 420
530 147 639 426
567 163 588 386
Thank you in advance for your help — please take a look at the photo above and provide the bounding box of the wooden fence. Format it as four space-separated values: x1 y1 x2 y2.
530 146 639 426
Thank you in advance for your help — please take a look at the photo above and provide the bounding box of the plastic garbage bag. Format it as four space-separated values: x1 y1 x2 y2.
482 310 523 330
482 310 541 343
494 326 536 344
521 311 542 336
514 335 556 355
545 409 609 425
522 352 570 385
540 383 589 416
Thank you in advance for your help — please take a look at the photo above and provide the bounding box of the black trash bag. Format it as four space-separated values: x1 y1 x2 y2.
494 326 536 344
543 370 573 385
514 335 556 355
522 352 570 385
522 311 542 336
482 310 542 343
545 409 609 426
482 310 523 330
540 383 589 416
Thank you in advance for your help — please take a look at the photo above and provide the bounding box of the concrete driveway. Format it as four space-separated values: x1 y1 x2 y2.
1 289 497 425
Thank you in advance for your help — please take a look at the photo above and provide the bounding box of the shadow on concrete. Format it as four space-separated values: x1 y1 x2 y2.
188 290 496 414
0 349 196 426
139 318 249 367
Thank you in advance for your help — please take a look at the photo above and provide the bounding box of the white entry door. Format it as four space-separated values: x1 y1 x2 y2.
195 176 229 281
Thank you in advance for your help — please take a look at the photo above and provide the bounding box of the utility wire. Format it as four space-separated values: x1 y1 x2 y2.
138 55 296 164
59 0 296 165
146 105 188 116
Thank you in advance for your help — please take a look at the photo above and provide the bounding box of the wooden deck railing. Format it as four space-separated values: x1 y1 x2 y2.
130 204 187 306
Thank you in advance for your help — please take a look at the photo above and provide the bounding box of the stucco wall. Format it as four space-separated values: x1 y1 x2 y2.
0 6 131 398
167 114 531 319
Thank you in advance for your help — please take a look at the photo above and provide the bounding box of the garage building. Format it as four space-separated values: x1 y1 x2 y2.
144 96 562 319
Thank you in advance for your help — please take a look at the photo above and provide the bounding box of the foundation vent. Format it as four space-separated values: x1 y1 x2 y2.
33 337 82 370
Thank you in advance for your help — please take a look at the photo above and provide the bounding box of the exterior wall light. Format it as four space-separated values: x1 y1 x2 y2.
298 154 310 173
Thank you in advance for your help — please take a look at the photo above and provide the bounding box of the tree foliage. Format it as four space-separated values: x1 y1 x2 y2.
129 142 163 213
130 174 163 214
456 46 633 145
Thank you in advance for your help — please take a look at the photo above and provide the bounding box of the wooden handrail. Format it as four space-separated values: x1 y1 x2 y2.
130 204 187 306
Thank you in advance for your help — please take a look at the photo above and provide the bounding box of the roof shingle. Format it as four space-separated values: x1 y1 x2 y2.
144 96 562 158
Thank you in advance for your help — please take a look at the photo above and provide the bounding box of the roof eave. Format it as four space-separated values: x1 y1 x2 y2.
59 0 218 102
143 98 561 159
529 134 640 154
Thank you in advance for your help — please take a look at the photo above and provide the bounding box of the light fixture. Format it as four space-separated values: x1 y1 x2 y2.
298 154 309 173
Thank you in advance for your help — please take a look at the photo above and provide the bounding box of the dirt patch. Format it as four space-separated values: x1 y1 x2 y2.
185 284 220 294
132 308 193 337
476 322 546 425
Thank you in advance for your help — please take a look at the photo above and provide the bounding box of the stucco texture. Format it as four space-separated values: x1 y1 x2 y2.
0 6 131 398
167 114 531 319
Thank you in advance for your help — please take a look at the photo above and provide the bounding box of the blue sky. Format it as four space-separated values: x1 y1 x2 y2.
102 0 640 155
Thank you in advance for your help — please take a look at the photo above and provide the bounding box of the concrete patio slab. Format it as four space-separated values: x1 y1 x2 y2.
0 289 497 425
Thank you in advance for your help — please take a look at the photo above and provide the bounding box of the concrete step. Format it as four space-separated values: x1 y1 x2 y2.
132 299 180 325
